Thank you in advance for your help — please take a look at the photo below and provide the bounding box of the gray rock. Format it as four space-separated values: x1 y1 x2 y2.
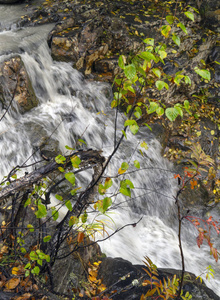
0 56 38 114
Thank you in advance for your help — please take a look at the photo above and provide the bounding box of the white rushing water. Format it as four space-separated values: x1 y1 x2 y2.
0 3 220 296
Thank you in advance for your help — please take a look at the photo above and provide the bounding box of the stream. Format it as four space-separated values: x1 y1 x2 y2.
0 2 220 297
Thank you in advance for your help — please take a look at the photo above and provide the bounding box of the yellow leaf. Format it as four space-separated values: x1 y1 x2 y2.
118 167 126 174
12 267 20 275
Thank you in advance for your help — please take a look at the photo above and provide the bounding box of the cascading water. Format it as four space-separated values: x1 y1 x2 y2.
0 3 219 297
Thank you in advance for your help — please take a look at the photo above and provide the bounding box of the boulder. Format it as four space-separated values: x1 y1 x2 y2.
0 56 38 114
98 257 220 300
0 0 22 3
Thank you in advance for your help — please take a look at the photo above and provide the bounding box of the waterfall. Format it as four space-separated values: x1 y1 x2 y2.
0 5 220 296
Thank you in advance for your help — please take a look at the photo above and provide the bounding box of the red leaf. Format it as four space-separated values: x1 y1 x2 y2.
196 232 204 248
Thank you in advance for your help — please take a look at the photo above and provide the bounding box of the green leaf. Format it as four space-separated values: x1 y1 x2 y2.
102 197 112 213
166 15 174 25
65 200 73 212
130 124 139 135
98 184 106 195
124 64 136 80
124 119 136 127
156 107 164 116
172 33 180 46
78 138 87 145
144 123 152 131
143 38 154 46
55 155 66 164
24 198 31 208
148 102 159 114
134 160 140 169
121 162 129 170
20 247 26 254
65 145 74 150
119 187 131 197
139 51 156 62
65 172 75 185
43 235 51 242
45 255 50 262
158 50 167 60
177 22 187 34
155 80 169 91
161 25 171 38
51 207 59 221
27 224 34 232
165 107 180 121
174 74 184 85
194 67 211 81
81 211 88 223
184 11 194 21
31 266 40 275
118 55 125 69
141 141 148 150
37 259 42 266
55 194 63 201
184 75 191 85
58 167 65 172
125 179 134 189
35 203 47 219
25 263 31 269
71 155 81 168
111 100 118 108
127 86 135 94
174 105 183 117
30 251 38 260
104 177 113 189
114 92 122 100
184 100 190 109
152 68 161 78
69 216 79 226
134 107 142 119
122 130 127 139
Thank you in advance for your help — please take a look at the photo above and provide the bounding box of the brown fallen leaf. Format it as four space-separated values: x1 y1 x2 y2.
5 277 20 290
13 293 32 300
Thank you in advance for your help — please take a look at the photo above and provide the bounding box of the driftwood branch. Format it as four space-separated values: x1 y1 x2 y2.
0 149 104 204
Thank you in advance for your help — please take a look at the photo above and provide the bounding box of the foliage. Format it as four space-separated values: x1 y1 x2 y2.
0 0 219 299
140 257 192 300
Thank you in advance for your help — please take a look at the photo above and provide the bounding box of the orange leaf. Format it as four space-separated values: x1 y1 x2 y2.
5 277 20 290
14 293 32 300
174 174 181 179
190 179 197 189
77 232 85 244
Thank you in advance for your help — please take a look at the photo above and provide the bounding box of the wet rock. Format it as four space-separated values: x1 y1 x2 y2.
98 257 219 300
0 56 38 114
0 0 21 3
51 236 102 295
